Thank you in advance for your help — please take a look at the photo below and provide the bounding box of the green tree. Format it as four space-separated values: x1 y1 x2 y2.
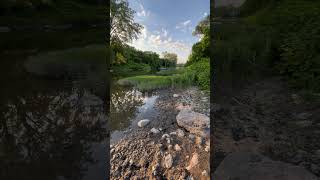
110 0 143 45
162 51 178 67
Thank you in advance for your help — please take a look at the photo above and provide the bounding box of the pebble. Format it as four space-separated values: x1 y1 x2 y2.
138 119 150 127
176 129 185 137
173 94 179 98
189 134 195 140
174 144 182 151
150 128 160 134
202 170 208 176
164 154 173 168
168 145 173 150
205 146 210 152
162 134 170 140
170 132 177 135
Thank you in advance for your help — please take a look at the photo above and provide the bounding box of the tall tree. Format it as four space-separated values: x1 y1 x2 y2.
110 0 143 45
162 51 178 66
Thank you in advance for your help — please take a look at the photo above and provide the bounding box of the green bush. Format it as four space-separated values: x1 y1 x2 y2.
189 59 210 90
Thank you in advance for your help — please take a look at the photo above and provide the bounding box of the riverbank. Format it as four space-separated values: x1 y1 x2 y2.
110 87 210 179
212 77 320 179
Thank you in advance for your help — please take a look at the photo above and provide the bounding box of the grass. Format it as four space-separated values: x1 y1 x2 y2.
155 68 185 76
118 70 196 91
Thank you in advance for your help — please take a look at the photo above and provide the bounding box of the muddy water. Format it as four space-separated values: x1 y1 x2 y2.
110 82 159 144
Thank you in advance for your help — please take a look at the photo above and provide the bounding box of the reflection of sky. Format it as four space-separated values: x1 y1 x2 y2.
139 95 158 113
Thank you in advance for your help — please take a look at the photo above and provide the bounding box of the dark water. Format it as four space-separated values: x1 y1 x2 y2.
0 31 108 180
110 82 159 144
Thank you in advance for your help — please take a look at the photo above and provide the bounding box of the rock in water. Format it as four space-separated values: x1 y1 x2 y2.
176 110 210 137
150 128 160 134
138 119 150 127
173 94 179 98
213 152 318 180
186 153 199 171
164 154 173 168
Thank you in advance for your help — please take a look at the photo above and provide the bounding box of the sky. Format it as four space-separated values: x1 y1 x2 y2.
128 0 210 64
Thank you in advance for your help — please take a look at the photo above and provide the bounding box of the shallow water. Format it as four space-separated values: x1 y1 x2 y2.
110 82 159 144
0 31 108 180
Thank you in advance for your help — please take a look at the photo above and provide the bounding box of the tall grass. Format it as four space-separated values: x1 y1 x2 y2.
117 69 196 91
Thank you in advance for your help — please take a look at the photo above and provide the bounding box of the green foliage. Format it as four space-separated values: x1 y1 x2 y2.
186 16 210 66
189 59 210 90
117 68 196 91
110 0 143 44
243 0 320 92
118 75 172 91
213 22 273 86
112 62 151 77
214 0 320 92
156 68 185 76
111 45 177 76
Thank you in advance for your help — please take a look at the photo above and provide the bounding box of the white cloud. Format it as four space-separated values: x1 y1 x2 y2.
161 28 168 37
203 12 208 18
130 26 192 64
137 3 150 17
175 20 192 33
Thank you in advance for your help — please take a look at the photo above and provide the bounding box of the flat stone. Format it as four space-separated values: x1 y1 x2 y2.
176 110 210 138
150 128 160 134
186 153 199 171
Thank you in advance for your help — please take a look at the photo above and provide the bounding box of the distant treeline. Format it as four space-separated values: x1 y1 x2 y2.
111 45 177 76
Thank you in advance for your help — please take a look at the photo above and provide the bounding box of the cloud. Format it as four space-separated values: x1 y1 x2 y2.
161 28 168 37
203 12 208 18
175 20 192 33
130 26 192 63
137 3 150 17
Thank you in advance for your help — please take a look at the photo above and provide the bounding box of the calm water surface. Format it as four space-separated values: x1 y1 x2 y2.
0 30 108 180
110 81 159 144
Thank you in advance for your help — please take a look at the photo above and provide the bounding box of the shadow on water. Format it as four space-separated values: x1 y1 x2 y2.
0 31 108 180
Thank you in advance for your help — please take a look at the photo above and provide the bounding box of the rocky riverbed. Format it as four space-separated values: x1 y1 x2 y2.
212 77 320 179
110 87 210 179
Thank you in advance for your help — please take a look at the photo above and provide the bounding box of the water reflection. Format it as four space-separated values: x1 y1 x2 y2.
110 85 144 131
0 89 107 180
110 83 159 144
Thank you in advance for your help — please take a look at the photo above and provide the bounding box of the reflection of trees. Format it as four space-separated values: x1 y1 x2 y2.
0 89 107 180
110 85 144 131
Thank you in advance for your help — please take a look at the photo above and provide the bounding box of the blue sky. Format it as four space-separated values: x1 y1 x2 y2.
128 0 210 64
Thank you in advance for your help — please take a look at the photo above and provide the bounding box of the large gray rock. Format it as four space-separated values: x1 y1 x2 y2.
176 110 210 138
213 152 318 180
